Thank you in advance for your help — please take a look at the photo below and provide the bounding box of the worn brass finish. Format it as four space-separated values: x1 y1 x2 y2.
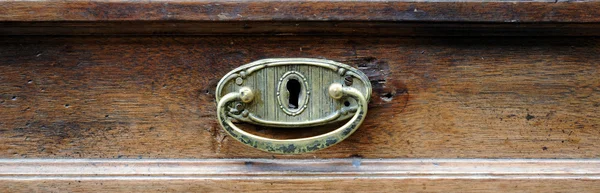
215 58 371 154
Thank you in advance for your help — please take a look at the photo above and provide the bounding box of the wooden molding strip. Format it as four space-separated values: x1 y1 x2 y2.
1 159 600 180
1 0 600 22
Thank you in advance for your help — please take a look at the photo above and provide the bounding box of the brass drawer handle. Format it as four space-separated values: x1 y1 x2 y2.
215 58 371 154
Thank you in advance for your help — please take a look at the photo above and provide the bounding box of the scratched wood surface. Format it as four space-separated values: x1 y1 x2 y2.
4 178 600 193
11 179 600 193
2 0 600 192
2 0 600 22
0 159 599 192
1 36 599 159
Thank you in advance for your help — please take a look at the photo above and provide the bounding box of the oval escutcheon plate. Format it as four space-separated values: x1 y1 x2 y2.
215 58 371 154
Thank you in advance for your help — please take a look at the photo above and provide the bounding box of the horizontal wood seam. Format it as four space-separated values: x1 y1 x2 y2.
4 22 600 36
2 159 600 180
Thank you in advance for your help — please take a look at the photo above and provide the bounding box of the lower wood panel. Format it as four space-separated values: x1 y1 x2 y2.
0 159 599 192
0 36 599 158
5 179 600 193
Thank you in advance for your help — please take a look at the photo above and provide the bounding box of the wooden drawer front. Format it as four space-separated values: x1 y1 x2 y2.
2 37 599 159
2 0 600 192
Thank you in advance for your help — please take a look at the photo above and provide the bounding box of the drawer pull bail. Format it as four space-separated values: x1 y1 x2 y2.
215 58 371 154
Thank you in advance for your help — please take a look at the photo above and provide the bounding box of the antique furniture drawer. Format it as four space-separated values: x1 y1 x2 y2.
2 0 600 192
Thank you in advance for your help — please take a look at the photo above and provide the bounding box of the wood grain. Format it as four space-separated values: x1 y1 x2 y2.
3 22 600 36
4 179 600 193
2 0 600 22
3 159 600 178
1 159 600 192
1 36 599 159
2 0 600 191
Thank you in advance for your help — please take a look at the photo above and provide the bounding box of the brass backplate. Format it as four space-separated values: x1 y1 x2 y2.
216 58 371 128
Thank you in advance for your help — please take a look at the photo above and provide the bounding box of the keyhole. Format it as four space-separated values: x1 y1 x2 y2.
286 79 301 109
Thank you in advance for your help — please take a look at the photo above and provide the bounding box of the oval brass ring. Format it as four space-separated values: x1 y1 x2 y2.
216 83 368 154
